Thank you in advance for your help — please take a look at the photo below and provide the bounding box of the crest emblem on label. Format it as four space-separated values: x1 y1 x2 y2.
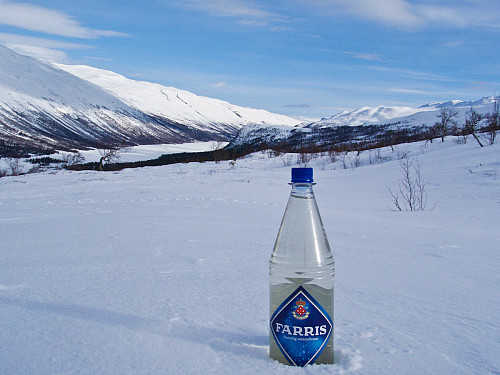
270 286 332 366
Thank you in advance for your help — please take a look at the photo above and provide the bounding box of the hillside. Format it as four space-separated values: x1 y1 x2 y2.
229 97 499 153
55 64 301 131
0 45 300 157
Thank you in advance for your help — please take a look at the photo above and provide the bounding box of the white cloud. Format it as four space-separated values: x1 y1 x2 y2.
182 0 272 19
0 32 89 50
304 0 500 30
213 81 227 88
0 1 127 38
309 0 424 29
178 0 287 26
343 51 384 62
3 43 69 62
0 32 91 62
416 3 500 29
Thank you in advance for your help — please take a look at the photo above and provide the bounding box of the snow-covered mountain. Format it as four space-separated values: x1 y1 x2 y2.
228 97 499 152
55 64 301 131
312 97 498 128
0 45 300 155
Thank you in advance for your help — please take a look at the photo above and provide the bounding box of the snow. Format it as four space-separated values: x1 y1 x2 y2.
66 142 228 163
55 63 302 128
0 45 129 112
0 45 302 152
316 106 428 127
1 139 499 374
314 96 499 128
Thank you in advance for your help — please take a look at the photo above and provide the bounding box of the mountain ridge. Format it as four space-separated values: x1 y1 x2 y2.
227 95 499 154
54 63 301 130
0 45 301 156
312 96 498 128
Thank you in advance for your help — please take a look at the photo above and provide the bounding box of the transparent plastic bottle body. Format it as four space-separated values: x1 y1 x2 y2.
269 169 335 366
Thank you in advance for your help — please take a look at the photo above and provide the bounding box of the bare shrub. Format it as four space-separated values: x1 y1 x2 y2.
280 154 293 167
7 158 23 176
296 151 315 167
62 152 85 166
369 149 381 164
388 156 427 211
341 152 348 169
327 149 337 163
27 164 42 174
350 154 362 169
267 148 285 158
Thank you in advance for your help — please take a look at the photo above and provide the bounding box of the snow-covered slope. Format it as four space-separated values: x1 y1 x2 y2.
0 45 191 152
314 97 498 128
0 45 300 155
56 64 301 130
0 139 498 374
228 97 499 151
314 106 427 127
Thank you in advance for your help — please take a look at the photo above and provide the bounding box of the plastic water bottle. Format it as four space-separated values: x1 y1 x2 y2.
269 167 335 366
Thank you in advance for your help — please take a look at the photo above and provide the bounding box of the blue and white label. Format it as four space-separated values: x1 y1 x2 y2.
270 286 332 366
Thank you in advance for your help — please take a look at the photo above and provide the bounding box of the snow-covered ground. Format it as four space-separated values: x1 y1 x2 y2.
0 142 227 172
68 141 228 163
1 139 499 374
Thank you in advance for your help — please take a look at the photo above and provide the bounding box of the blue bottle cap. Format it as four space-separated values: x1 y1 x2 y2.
291 168 314 183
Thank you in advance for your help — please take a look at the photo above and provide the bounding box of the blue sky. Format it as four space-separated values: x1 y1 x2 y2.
0 0 499 119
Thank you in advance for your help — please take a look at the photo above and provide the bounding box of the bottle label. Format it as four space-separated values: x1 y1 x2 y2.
270 285 332 366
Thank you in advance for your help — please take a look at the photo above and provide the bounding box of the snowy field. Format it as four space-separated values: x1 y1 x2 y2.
65 141 228 163
0 139 499 374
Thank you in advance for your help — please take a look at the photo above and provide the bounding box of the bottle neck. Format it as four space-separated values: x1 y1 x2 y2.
290 182 315 198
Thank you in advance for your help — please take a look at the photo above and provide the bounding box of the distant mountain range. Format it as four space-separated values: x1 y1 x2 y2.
312 96 497 128
229 96 498 152
0 45 300 156
0 44 497 158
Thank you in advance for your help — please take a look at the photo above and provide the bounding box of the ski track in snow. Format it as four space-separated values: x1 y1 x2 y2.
0 139 499 374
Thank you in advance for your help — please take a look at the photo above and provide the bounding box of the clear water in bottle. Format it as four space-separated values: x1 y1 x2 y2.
269 168 335 366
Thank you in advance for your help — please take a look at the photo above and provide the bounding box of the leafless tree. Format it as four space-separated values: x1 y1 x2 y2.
210 140 226 164
210 140 225 151
62 152 85 166
436 107 458 142
7 157 23 176
465 106 484 147
485 98 499 145
98 148 121 171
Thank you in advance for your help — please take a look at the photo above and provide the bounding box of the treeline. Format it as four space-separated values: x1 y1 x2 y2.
66 148 245 172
